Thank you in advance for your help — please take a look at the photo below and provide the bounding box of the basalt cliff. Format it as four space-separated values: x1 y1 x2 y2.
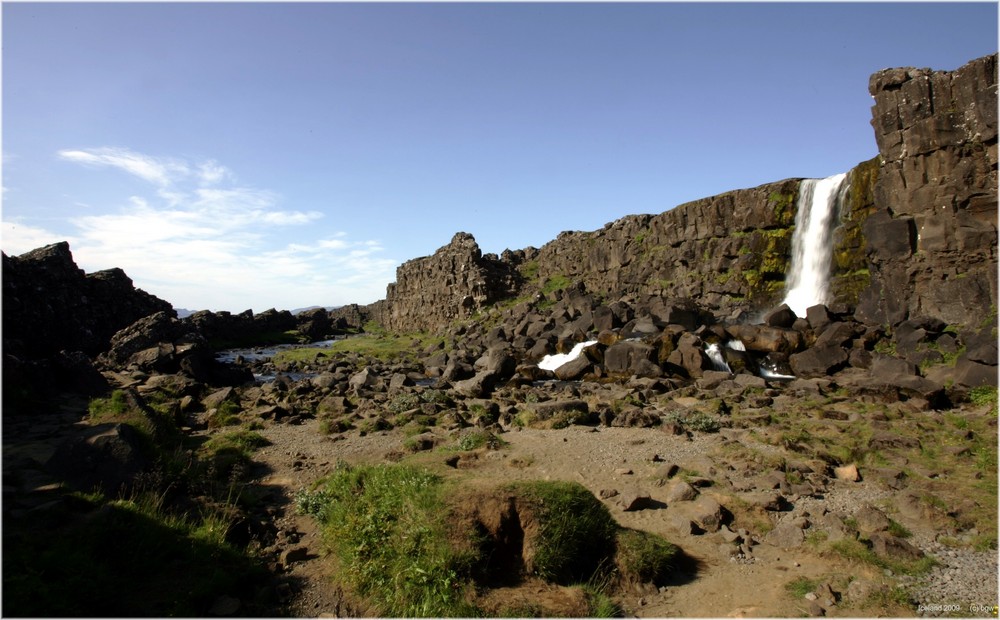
361 54 997 336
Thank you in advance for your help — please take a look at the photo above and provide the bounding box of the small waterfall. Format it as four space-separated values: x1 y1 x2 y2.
782 173 849 318
538 340 598 371
705 343 732 373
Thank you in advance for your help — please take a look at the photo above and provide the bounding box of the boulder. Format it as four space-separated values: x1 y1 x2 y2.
666 333 708 379
853 504 891 534
46 423 151 494
665 480 699 503
789 345 849 378
604 340 657 376
806 305 835 331
620 490 655 512
765 521 805 549
553 355 592 380
726 324 803 354
834 464 860 482
688 495 723 533
764 304 797 328
868 532 924 561
952 357 998 388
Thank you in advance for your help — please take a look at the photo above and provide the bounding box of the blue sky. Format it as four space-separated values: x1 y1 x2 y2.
3 2 996 313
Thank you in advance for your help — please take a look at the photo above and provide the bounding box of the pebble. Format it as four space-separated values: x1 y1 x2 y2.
911 540 999 617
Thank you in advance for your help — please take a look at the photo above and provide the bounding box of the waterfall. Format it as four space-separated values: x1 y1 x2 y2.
705 343 732 373
782 173 849 318
538 340 598 371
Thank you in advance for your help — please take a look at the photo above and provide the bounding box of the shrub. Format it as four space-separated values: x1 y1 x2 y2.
662 410 721 433
388 392 422 414
208 400 242 429
455 430 506 452
420 389 452 405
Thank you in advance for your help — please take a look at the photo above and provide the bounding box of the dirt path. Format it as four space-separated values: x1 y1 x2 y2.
249 419 888 617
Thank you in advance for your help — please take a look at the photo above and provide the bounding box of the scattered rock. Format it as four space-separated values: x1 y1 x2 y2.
869 532 925 561
209 595 241 616
620 490 654 512
833 464 860 482
688 496 723 533
765 521 804 549
666 480 699 503
853 504 891 534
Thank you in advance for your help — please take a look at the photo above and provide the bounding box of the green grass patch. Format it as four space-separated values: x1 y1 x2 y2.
828 538 937 576
505 480 618 584
969 386 997 412
275 330 442 365
453 429 507 452
519 260 540 281
88 389 130 419
208 399 243 428
208 329 305 350
298 463 480 617
785 576 819 599
541 274 573 295
298 464 677 616
614 528 678 586
198 429 270 483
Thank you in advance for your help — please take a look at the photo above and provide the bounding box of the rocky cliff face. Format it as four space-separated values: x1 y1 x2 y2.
371 232 523 332
858 54 998 327
368 55 995 336
2 242 175 359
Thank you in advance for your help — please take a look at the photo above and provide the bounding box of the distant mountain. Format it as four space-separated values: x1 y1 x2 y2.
174 308 198 318
292 305 340 315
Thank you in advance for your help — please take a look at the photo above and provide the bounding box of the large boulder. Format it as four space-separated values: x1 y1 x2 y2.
726 324 803 354
789 345 849 378
46 423 152 495
604 341 656 376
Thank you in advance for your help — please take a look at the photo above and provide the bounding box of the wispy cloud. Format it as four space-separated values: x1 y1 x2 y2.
57 147 188 187
3 147 396 311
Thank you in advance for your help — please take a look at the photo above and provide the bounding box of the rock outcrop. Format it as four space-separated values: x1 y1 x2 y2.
372 232 524 332
858 54 997 328
2 242 175 360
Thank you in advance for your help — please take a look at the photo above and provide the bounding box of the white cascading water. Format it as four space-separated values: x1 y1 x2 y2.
538 340 598 372
705 343 732 373
782 173 849 318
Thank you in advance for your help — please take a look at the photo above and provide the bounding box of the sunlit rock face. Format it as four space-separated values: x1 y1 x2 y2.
374 232 524 333
858 54 998 327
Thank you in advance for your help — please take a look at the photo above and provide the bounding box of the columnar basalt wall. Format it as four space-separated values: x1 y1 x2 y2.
367 56 995 335
372 232 524 332
524 178 806 314
857 54 998 327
